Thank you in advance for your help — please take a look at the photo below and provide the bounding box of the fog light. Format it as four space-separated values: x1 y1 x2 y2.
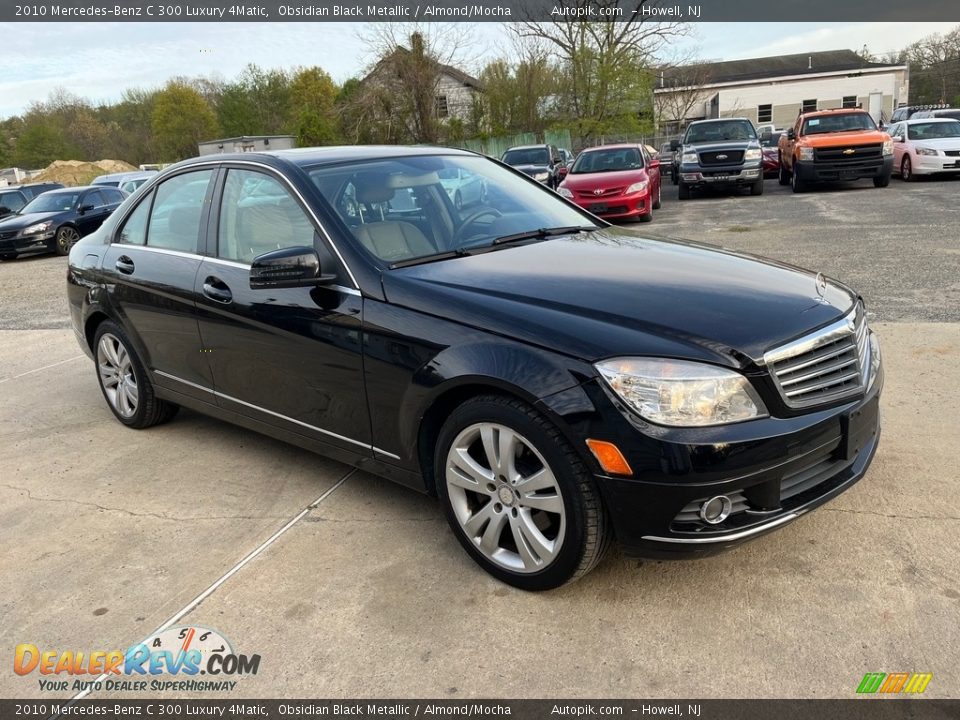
699 495 732 524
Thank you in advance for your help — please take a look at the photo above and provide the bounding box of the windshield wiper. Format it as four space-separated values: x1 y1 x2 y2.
389 247 473 269
491 225 599 246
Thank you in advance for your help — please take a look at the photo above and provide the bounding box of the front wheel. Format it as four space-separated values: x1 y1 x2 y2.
750 177 764 196
436 395 610 591
55 226 80 256
94 321 179 429
652 184 662 210
900 156 914 182
790 165 805 193
778 156 790 186
874 172 891 188
678 181 690 200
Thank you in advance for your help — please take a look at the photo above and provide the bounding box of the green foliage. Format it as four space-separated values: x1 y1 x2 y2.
12 121 70 168
151 81 220 162
290 67 340 146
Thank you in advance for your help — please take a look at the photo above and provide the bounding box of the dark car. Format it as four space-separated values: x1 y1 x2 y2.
13 181 66 200
66 147 883 591
672 118 764 199
0 187 29 219
890 104 951 123
0 185 126 260
659 142 679 185
92 170 158 193
500 144 563 188
759 130 783 177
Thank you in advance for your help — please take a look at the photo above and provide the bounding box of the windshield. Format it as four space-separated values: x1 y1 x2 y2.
802 113 876 135
685 120 757 143
501 148 549 166
21 192 80 213
571 148 643 174
309 154 598 266
908 121 960 139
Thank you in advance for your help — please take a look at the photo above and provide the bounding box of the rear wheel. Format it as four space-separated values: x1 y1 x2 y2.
436 395 610 591
93 321 179 429
55 226 80 256
900 156 914 182
678 181 690 200
750 177 764 196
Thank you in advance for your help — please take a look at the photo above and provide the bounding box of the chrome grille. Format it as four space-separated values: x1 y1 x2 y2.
765 304 870 409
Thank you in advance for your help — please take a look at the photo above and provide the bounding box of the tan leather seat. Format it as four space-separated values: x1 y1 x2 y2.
237 203 295 263
353 221 436 262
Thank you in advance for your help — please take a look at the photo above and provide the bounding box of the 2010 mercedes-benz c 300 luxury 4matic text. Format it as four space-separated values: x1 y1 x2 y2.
67 147 883 590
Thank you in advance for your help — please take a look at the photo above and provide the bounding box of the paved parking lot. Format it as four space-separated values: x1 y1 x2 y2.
1 176 958 699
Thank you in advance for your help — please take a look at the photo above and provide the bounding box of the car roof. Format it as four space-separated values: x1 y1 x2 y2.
169 146 478 172
802 108 869 119
36 185 100 195
688 118 752 125
502 145 549 151
903 117 958 124
93 170 157 182
579 143 642 153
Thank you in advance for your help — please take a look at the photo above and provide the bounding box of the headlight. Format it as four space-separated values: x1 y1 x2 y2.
867 332 882 391
22 221 53 235
595 358 767 427
533 172 549 182
744 148 762 161
798 147 814 161
625 180 649 194
882 139 894 156
681 153 698 164
915 147 938 156
557 186 574 198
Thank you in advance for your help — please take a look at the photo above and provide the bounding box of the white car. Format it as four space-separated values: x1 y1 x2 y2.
887 118 960 181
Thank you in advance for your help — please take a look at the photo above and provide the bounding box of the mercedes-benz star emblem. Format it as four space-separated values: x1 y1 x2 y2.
814 272 830 304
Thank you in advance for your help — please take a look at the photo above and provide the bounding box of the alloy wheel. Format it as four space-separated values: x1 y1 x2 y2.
902 156 912 181
97 333 139 418
57 226 80 254
445 422 565 573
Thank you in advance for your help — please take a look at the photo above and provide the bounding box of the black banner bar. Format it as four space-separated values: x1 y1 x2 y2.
2 699 958 720
1 0 958 22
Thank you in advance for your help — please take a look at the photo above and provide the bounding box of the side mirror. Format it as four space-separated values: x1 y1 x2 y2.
649 158 661 169
0 206 10 217
78 203 94 214
250 246 335 289
670 139 680 151
892 135 904 143
786 128 796 141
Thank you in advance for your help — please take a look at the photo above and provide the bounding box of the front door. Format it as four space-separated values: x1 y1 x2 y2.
194 166 370 456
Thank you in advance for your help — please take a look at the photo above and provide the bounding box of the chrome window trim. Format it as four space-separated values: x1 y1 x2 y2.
153 370 395 458
112 158 360 290
642 513 799 544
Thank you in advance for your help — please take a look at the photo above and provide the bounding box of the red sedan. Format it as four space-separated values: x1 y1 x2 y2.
557 144 661 222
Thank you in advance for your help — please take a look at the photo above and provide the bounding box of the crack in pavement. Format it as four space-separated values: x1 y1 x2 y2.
824 506 960 522
1 483 288 522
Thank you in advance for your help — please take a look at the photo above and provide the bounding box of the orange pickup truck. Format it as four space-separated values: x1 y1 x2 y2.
778 108 893 192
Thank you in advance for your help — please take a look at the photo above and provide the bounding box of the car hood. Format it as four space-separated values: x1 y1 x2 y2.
802 130 889 147
683 141 757 152
509 164 550 176
562 169 647 191
382 229 857 367
912 137 960 150
0 211 63 229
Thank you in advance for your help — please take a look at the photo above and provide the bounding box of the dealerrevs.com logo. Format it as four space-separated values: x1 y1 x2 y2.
14 626 260 693
856 672 933 694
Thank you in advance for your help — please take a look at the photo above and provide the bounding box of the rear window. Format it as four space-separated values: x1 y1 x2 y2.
501 148 550 166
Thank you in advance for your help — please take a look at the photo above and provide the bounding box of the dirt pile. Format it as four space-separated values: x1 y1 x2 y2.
31 159 138 186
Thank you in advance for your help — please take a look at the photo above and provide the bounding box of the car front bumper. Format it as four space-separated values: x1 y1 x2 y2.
571 190 651 219
912 155 960 174
794 156 893 182
679 162 762 185
572 364 883 559
0 230 55 255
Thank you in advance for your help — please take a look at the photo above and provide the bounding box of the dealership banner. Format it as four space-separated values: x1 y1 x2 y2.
2 700 959 719
1 0 958 22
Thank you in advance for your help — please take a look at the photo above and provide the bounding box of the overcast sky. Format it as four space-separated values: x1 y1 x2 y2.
1 21 954 119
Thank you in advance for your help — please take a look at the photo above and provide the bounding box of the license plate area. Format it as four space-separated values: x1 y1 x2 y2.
839 396 879 461
590 203 608 213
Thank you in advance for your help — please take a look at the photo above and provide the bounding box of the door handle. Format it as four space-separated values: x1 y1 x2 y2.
202 276 233 304
115 255 135 274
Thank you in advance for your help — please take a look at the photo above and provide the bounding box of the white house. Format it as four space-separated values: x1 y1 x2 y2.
655 50 910 133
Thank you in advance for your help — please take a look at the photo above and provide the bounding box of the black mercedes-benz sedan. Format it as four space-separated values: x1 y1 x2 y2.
66 146 883 590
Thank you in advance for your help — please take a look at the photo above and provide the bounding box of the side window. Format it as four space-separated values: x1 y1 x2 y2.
147 170 213 253
86 190 108 209
217 169 315 264
103 188 125 204
0 192 26 213
116 193 151 246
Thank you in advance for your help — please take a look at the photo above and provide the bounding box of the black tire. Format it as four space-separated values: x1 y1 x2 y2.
435 395 611 591
0 253 16 261
874 172 891 188
900 156 914 182
790 165 805 193
750 177 764 196
55 225 80 256
93 320 179 429
652 184 662 210
678 181 690 200
671 169 678 185
638 211 653 223
778 156 790 186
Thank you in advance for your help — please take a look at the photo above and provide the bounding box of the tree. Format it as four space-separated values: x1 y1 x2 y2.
652 61 713 132
12 121 69 168
151 81 219 161
514 6 688 139
289 67 340 146
904 26 960 104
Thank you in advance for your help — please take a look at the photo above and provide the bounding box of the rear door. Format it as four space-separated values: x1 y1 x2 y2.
100 168 218 403
194 165 370 456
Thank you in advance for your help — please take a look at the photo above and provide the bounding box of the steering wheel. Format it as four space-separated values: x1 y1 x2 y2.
453 207 503 245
